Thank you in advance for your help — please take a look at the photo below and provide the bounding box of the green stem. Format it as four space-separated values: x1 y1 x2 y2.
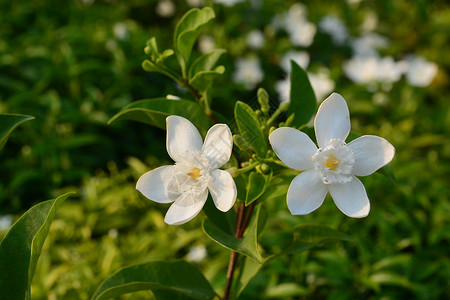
237 162 259 174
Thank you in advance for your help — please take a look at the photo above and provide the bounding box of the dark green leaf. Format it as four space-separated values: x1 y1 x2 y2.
258 170 296 203
174 7 215 74
283 224 353 255
287 61 316 127
203 204 264 263
202 196 235 235
188 49 226 79
234 101 267 158
246 170 272 206
0 113 34 149
91 261 216 300
108 98 212 135
0 192 75 300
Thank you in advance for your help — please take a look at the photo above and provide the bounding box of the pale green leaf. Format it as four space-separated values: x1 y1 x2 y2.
245 170 272 206
189 65 225 91
188 49 226 79
0 192 75 300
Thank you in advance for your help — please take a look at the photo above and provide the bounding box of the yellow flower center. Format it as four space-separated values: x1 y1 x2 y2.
324 157 339 170
187 168 202 178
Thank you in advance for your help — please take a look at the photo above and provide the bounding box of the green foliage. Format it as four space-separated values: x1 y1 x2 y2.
203 204 265 263
91 261 216 300
108 98 212 135
234 101 267 158
287 61 316 127
245 170 272 206
0 192 74 300
174 7 216 76
0 113 34 149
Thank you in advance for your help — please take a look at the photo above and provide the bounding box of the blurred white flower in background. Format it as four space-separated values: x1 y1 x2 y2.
0 215 13 231
308 69 335 101
319 15 349 45
233 57 264 89
246 30 266 50
351 32 389 57
343 55 379 84
276 69 334 103
186 245 207 262
198 35 216 54
280 50 310 73
404 55 438 87
113 22 129 40
273 3 316 47
156 0 175 18
214 0 244 7
276 77 290 103
361 11 378 32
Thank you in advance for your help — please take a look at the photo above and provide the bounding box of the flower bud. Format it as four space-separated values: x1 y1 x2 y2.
278 101 290 112
226 167 239 178
257 88 270 115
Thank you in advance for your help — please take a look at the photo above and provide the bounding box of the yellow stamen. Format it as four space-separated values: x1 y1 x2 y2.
325 157 339 170
187 168 202 178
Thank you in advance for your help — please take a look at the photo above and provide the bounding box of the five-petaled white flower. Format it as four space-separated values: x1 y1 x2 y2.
137 116 237 225
269 93 395 217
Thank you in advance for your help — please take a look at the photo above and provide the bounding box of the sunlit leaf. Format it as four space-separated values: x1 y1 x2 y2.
188 49 226 79
287 61 316 127
108 98 212 135
203 203 265 263
246 170 272 206
235 256 264 297
0 192 75 300
189 65 225 92
235 101 267 158
0 113 34 149
174 7 215 74
91 261 216 300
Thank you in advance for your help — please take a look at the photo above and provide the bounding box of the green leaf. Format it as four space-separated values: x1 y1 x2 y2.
174 7 215 74
189 65 225 92
188 49 226 79
235 101 267 158
91 261 216 300
202 196 235 235
235 256 264 297
108 98 212 135
203 203 265 263
287 61 316 127
283 224 353 255
245 170 272 206
0 113 34 149
0 192 75 300
258 170 296 203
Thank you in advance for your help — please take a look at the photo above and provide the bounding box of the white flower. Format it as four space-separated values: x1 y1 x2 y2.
404 55 438 87
214 0 244 7
273 4 316 47
280 50 310 73
308 69 335 101
275 77 290 103
0 215 13 231
233 57 264 90
198 35 216 54
246 30 266 50
155 0 175 18
319 15 349 45
343 55 379 84
269 93 395 218
186 244 207 262
137 116 236 225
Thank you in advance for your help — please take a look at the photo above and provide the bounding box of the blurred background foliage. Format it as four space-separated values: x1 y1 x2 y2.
0 0 449 299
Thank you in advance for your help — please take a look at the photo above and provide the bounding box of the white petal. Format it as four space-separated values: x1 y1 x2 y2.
269 127 317 171
208 169 237 212
164 188 208 225
287 170 328 215
136 165 179 203
166 116 203 163
202 124 233 169
348 135 395 176
328 176 370 218
314 93 351 148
